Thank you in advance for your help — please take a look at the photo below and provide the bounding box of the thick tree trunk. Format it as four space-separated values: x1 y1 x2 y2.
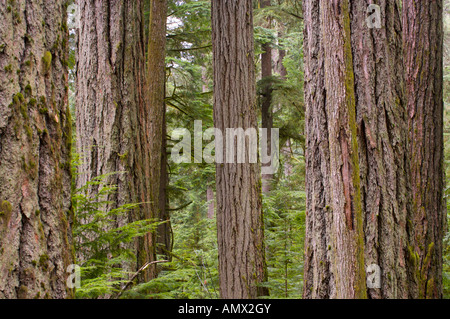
0 0 73 298
319 0 366 299
303 0 332 299
212 0 268 299
351 0 410 299
403 0 446 299
76 0 156 280
304 0 411 299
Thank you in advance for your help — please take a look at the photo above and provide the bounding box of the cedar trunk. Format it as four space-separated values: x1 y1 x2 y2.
212 0 268 299
0 0 73 298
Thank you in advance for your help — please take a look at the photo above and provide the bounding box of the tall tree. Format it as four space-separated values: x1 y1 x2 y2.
76 0 156 280
303 0 331 299
304 0 366 299
304 0 411 298
260 0 274 193
0 0 73 298
212 0 268 298
352 0 409 299
403 0 446 298
157 112 171 259
147 0 171 261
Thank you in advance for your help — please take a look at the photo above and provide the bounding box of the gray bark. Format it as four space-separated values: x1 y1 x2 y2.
304 0 411 299
76 0 156 280
212 0 269 299
260 0 274 194
148 0 170 265
403 0 446 299
0 0 73 299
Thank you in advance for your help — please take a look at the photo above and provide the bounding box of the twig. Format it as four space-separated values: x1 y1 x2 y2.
113 260 169 299
167 201 193 212
162 248 213 298
169 45 212 52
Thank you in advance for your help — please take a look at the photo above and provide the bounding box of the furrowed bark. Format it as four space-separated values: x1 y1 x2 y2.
352 0 409 299
0 0 73 299
76 0 156 280
403 0 446 299
320 0 366 299
148 0 170 265
303 0 333 299
212 0 268 299
304 0 410 299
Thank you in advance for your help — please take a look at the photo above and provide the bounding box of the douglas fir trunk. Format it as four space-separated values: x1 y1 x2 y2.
304 0 414 299
147 0 172 262
212 0 268 299
76 0 156 280
403 0 446 299
0 0 73 298
260 0 274 194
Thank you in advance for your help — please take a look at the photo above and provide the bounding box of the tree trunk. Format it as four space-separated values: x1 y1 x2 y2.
403 0 446 299
304 0 410 299
275 39 287 80
212 0 269 299
0 0 73 298
148 0 169 266
76 0 156 280
303 0 332 299
260 0 274 194
157 108 172 260
351 0 410 299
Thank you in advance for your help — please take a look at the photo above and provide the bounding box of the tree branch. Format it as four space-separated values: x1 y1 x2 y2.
112 260 169 299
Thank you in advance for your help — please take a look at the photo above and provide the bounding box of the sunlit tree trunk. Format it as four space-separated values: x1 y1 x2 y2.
148 0 170 264
206 186 215 220
157 107 171 259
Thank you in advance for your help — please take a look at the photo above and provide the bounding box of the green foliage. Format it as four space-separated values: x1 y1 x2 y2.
123 164 219 299
155 0 306 299
72 171 160 299
262 177 305 298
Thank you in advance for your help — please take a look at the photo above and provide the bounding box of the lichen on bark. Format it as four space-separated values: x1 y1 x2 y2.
0 0 73 299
